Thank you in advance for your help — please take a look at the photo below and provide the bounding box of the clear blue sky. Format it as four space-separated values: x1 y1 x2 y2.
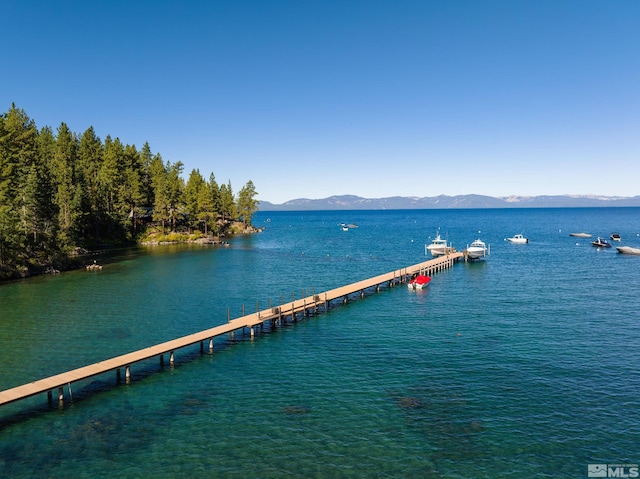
2 0 638 204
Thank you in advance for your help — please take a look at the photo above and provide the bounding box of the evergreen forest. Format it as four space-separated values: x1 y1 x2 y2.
0 104 259 280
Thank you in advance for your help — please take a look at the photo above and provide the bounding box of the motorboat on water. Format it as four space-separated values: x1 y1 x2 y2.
616 246 640 255
506 233 528 244
425 232 454 257
408 274 431 290
570 233 592 238
610 232 621 242
591 237 612 248
466 239 489 259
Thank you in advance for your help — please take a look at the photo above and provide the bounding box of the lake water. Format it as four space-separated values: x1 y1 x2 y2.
1 208 639 478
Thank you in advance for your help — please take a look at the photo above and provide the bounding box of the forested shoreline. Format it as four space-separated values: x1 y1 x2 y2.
0 104 258 281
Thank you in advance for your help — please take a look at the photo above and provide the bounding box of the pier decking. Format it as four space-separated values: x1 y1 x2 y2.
0 252 463 409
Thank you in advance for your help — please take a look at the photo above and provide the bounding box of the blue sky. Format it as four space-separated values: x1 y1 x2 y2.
2 0 639 204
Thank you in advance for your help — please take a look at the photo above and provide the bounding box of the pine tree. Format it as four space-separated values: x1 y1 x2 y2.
0 105 38 265
150 154 170 234
185 169 205 232
237 180 258 227
35 126 59 250
139 141 154 207
77 126 103 239
166 161 184 231
51 122 79 248
119 144 146 237
219 181 236 222
196 184 216 235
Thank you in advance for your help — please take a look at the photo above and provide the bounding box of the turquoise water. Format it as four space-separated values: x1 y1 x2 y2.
1 208 640 478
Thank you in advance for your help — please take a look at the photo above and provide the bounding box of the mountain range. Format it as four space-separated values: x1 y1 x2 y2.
258 194 640 211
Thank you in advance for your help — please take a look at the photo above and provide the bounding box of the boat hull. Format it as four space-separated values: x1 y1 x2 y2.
426 245 454 257
466 249 486 259
408 275 431 289
466 239 488 259
592 238 612 248
616 246 640 255
426 233 453 257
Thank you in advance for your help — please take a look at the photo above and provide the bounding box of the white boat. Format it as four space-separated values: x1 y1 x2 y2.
408 274 431 289
339 222 357 231
610 232 621 241
425 232 453 257
466 239 489 259
506 233 528 244
616 246 640 255
569 232 592 238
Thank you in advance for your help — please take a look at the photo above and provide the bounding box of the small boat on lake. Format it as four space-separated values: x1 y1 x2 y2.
591 237 612 248
425 232 454 257
506 233 528 244
610 232 621 242
466 239 489 259
616 246 640 255
570 232 592 238
408 274 431 290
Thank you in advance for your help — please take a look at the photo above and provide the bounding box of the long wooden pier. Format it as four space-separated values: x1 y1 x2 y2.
0 252 463 409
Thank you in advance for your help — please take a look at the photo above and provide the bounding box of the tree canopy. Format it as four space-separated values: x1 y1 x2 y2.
0 104 259 279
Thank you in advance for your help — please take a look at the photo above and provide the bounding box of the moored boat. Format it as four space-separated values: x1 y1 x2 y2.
425 232 453 257
610 232 621 241
466 239 489 259
339 222 358 231
591 237 611 248
616 246 640 255
506 233 528 244
86 261 103 270
570 233 592 238
408 274 431 290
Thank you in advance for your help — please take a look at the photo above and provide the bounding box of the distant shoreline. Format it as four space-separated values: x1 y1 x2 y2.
258 194 640 211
